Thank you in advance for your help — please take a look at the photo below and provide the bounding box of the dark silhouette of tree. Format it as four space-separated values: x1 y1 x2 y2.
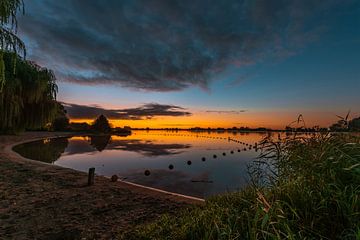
69 122 90 131
0 52 58 133
91 115 111 133
0 0 26 90
51 103 70 131
348 117 360 132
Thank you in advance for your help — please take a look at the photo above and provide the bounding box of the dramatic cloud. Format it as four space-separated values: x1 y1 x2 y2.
206 110 247 114
63 102 192 120
18 0 349 91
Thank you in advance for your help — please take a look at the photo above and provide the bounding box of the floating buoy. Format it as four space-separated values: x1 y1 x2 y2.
222 152 226 156
213 154 217 158
230 151 234 154
169 164 174 170
238 149 241 152
202 157 206 161
243 148 247 151
187 160 192 165
144 170 151 176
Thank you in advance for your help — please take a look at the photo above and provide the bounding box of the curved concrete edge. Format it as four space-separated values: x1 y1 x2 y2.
5 134 206 203
4 134 76 167
118 179 205 202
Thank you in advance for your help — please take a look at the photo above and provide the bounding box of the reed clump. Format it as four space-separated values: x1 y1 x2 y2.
120 133 360 239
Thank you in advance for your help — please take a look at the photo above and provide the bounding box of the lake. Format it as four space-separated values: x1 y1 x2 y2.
14 131 271 198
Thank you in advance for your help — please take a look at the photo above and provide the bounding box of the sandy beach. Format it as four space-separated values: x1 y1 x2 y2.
0 132 201 239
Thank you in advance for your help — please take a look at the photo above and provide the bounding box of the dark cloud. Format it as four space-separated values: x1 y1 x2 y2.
63 102 192 119
18 0 349 91
206 110 247 114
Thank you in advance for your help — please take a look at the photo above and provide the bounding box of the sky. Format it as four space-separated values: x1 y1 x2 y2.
17 0 360 129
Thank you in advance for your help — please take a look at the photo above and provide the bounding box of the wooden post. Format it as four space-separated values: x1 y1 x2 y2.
88 167 95 186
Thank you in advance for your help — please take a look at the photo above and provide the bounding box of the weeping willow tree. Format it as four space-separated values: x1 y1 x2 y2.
0 0 26 91
0 1 59 133
0 51 59 133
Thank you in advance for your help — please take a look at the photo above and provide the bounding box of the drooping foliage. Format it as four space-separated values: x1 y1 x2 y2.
0 0 26 90
0 51 59 133
51 102 70 131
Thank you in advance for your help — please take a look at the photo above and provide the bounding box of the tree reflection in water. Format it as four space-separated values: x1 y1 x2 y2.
14 136 192 162
13 138 69 163
89 135 111 151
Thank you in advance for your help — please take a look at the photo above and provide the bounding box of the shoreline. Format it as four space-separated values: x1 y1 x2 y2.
5 133 205 203
0 132 202 239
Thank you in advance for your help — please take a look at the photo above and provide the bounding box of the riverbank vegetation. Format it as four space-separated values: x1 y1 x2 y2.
0 0 60 134
121 133 360 239
0 52 59 133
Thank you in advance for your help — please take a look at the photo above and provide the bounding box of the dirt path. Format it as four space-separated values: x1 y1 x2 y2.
0 132 200 239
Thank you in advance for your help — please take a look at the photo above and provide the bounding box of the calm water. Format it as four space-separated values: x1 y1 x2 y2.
14 131 271 198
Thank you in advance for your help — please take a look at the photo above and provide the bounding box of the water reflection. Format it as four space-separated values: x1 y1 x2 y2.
108 139 191 156
13 137 69 163
15 135 193 161
14 131 267 198
125 169 213 197
89 135 111 152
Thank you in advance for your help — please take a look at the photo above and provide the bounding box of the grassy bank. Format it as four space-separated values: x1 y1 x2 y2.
121 133 360 239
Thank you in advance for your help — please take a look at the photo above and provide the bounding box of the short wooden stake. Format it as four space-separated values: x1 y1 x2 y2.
88 167 95 186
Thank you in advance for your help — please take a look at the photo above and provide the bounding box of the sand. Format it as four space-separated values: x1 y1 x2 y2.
0 132 201 239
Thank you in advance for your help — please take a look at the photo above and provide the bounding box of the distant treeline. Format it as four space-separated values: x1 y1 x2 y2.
51 114 131 135
130 119 360 132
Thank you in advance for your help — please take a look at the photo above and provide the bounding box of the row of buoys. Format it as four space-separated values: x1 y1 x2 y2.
148 133 259 148
142 144 261 176
144 133 263 149
145 132 256 142
145 133 262 151
140 133 262 177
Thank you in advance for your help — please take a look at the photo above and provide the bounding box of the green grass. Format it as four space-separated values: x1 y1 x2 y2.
120 133 360 240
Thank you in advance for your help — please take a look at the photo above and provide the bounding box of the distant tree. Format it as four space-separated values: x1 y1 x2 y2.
91 115 111 133
329 122 347 132
51 103 70 131
285 126 293 132
69 122 90 132
348 117 360 132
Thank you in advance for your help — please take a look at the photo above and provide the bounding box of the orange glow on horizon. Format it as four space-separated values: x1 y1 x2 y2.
69 110 343 129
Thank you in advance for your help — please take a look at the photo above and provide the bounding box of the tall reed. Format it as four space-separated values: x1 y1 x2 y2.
120 132 360 239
